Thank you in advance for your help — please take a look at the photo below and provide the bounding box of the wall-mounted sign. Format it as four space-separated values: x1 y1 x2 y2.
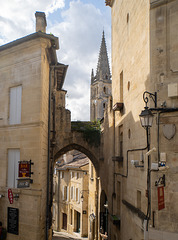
17 178 31 188
83 210 87 214
18 161 30 178
157 186 165 210
8 189 13 204
7 207 19 235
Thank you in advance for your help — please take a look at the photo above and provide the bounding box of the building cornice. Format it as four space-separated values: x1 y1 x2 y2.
0 32 59 52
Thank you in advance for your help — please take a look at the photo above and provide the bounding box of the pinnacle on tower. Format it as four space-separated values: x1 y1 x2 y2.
91 69 94 84
96 31 111 82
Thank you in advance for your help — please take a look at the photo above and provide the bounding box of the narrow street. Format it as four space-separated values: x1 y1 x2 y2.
53 231 88 240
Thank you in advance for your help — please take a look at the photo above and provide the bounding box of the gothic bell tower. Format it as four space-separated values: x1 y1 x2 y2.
90 31 111 121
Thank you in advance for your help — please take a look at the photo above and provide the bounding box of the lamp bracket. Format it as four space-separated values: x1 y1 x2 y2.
155 174 165 187
143 91 157 108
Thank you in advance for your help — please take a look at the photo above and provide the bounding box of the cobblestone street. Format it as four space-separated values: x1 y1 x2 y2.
53 231 88 240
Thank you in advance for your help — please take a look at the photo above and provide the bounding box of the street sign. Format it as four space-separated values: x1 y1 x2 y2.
157 186 165 210
8 189 13 204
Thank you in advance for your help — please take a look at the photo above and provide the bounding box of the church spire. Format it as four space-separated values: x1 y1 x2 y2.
96 31 111 81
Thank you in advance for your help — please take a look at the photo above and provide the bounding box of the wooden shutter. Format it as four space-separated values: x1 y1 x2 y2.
9 86 22 124
7 149 20 188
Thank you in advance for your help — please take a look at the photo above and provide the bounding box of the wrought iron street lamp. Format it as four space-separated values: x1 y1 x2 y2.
139 91 157 231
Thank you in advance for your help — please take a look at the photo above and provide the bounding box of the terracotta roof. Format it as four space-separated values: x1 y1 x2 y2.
57 153 89 170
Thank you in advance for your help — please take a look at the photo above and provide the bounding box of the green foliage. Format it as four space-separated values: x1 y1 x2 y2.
71 121 101 147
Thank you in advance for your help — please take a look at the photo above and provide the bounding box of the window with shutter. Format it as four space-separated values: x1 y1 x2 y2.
7 149 20 188
9 86 22 125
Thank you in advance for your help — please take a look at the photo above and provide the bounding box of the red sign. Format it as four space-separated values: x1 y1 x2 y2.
157 186 165 210
8 189 13 204
19 161 30 178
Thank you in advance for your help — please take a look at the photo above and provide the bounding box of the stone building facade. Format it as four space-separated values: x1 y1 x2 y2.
53 151 89 237
0 12 68 240
90 31 112 121
102 0 178 239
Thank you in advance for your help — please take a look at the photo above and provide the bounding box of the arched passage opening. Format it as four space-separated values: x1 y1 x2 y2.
52 144 100 239
54 143 99 175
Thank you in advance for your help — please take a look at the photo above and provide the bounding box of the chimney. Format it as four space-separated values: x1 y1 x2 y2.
35 11 47 33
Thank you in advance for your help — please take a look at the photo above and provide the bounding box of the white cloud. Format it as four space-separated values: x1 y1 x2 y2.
0 0 111 121
0 0 65 44
48 0 111 120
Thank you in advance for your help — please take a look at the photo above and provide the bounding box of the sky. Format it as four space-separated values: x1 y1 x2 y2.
0 0 111 121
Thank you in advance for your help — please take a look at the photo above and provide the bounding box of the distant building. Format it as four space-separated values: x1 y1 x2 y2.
53 151 89 238
90 31 112 121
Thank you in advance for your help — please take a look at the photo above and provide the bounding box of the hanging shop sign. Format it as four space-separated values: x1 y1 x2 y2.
157 186 165 211
18 161 30 178
8 189 13 204
17 160 34 188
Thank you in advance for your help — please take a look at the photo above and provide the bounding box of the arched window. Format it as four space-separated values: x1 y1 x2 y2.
103 87 106 93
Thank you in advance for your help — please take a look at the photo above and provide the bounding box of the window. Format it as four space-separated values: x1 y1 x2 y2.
70 209 73 225
9 86 22 125
62 186 67 201
76 188 78 202
66 186 69 202
71 186 74 200
91 164 94 180
119 125 123 158
137 190 141 210
7 149 20 188
60 171 64 179
76 172 79 179
71 171 74 178
120 71 123 102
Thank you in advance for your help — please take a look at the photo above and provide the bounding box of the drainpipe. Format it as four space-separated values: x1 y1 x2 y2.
46 66 52 240
95 176 99 240
112 110 115 214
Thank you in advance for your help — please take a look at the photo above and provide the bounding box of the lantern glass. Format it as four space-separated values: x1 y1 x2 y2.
139 108 154 128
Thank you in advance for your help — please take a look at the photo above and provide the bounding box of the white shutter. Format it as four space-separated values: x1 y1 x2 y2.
7 149 20 188
71 186 73 200
62 186 64 200
74 187 76 201
67 186 69 202
78 188 80 203
9 86 22 124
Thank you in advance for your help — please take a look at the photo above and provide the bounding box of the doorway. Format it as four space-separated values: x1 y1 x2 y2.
62 213 67 230
74 210 80 233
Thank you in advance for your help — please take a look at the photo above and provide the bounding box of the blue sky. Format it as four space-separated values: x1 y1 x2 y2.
0 0 111 120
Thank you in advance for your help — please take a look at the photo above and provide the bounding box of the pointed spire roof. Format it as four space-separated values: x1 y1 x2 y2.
91 68 94 84
96 31 111 82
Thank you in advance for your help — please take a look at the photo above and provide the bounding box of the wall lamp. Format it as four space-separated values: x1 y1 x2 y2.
139 91 157 129
80 190 89 202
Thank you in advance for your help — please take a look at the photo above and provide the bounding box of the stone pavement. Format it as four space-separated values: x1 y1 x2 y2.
52 231 88 240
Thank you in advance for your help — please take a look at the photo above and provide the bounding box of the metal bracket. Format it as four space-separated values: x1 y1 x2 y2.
155 174 165 187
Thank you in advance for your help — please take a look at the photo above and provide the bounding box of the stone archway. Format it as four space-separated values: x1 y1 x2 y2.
54 143 99 174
